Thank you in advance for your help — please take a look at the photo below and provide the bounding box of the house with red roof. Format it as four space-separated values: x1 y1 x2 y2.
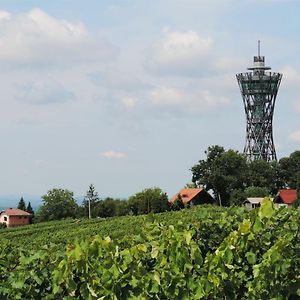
0 208 31 228
273 189 297 207
170 188 215 206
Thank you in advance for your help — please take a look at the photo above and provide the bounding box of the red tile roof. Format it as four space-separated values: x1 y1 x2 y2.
1 208 31 216
170 188 204 204
277 189 297 204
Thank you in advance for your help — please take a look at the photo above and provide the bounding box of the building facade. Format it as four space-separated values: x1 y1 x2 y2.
0 208 31 227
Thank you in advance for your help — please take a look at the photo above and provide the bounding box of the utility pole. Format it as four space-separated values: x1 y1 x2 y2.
88 197 91 219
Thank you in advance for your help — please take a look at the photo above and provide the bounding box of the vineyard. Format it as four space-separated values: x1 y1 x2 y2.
0 199 299 299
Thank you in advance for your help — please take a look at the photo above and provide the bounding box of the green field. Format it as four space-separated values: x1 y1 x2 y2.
0 200 299 299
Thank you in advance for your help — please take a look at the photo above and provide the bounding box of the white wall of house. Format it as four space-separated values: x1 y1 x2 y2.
0 214 9 226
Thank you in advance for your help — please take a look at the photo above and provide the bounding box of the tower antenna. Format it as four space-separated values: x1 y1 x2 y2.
258 40 260 56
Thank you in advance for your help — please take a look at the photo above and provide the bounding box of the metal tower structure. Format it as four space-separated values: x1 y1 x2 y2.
236 41 282 161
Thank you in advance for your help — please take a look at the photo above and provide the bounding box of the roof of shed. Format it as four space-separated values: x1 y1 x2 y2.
170 188 204 204
0 208 31 216
243 197 264 204
276 189 297 204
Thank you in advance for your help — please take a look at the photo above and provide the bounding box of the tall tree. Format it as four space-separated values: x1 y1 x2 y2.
17 197 26 211
83 184 99 218
37 188 78 222
95 197 116 218
128 187 169 215
26 202 34 214
191 145 248 206
247 160 275 190
26 202 34 224
278 150 300 188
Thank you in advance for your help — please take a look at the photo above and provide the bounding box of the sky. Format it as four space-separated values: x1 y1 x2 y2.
0 0 300 202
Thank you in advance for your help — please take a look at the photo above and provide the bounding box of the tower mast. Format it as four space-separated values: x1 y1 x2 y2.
236 42 282 161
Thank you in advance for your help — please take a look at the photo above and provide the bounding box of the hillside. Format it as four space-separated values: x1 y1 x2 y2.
0 205 245 250
0 201 299 299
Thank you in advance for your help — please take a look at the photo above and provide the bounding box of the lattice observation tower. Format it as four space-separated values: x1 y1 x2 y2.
236 41 282 161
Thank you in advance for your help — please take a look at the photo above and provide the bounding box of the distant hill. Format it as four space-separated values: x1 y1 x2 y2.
0 195 42 212
0 194 85 212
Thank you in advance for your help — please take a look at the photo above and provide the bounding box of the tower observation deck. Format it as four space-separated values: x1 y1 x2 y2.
236 42 282 161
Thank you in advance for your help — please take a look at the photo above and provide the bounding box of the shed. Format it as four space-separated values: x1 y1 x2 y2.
274 189 297 207
0 208 31 228
243 197 264 211
170 188 215 206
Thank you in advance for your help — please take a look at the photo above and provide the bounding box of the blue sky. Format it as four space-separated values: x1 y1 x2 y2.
0 0 299 202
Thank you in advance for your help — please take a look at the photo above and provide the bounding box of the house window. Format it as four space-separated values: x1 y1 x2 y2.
4 217 7 221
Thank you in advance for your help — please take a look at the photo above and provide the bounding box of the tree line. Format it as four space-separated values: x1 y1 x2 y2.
191 145 300 206
35 186 171 222
16 145 300 223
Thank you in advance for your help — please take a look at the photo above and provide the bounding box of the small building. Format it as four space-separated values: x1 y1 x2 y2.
274 189 297 208
0 208 31 228
170 188 215 206
243 197 264 211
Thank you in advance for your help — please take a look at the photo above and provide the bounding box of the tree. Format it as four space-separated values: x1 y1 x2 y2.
26 202 34 224
82 184 99 218
229 189 246 206
17 197 26 211
191 145 248 206
278 150 300 188
247 160 276 191
128 188 169 215
293 171 300 208
114 200 130 216
95 197 117 218
244 186 269 198
171 194 185 211
37 188 78 222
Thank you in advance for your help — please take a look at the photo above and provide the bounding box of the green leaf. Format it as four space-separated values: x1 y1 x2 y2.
258 197 275 219
245 252 256 265
239 219 251 235
184 232 192 245
151 247 158 259
153 272 160 285
137 244 147 252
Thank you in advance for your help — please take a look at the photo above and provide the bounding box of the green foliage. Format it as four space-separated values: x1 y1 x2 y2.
278 150 300 189
191 145 300 206
26 202 34 214
17 197 26 211
37 188 78 222
26 202 34 224
244 186 269 198
0 203 299 298
98 197 116 217
0 222 6 228
128 187 170 215
229 189 246 206
82 184 99 218
171 195 185 210
191 145 248 206
247 160 276 190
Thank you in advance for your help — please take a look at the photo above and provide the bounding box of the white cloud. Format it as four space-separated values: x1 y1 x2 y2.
100 151 127 159
0 10 10 21
120 97 137 109
16 79 75 105
0 8 118 65
288 130 300 142
149 85 229 112
146 28 215 76
281 66 300 83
